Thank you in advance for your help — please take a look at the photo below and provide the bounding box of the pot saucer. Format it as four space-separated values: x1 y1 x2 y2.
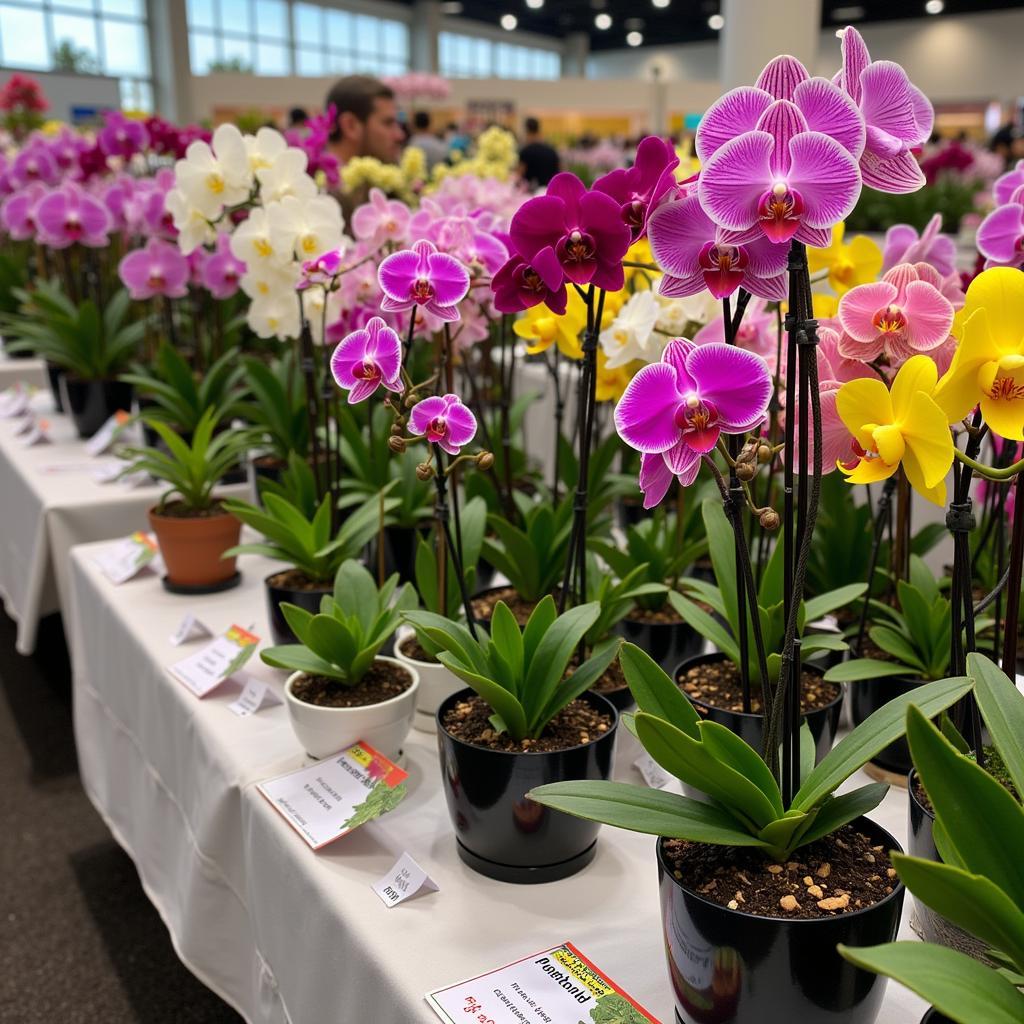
162 571 242 595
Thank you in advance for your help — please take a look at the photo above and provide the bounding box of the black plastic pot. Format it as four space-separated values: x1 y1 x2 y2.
436 687 618 883
676 652 843 765
614 611 703 675
920 1010 953 1024
474 556 496 594
849 674 926 774
265 571 333 646
46 362 65 412
373 524 427 584
658 816 906 1024
61 377 133 438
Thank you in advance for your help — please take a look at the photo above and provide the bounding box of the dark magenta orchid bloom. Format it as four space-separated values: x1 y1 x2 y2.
330 316 403 404
593 135 680 241
492 248 568 315
509 172 631 292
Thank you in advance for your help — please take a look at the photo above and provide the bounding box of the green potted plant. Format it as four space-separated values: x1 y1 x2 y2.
261 559 419 760
671 501 862 763
221 480 399 645
394 497 487 732
839 653 1024 1024
404 597 620 882
530 643 973 1021
2 281 143 435
118 408 257 592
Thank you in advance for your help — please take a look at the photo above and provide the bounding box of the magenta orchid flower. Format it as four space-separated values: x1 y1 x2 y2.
0 184 44 240
835 26 933 193
9 143 59 188
492 249 568 315
593 135 680 241
837 262 953 365
649 193 788 301
408 393 477 455
298 247 346 290
118 237 190 300
977 190 1024 270
882 213 957 277
98 111 149 160
994 160 1024 206
330 316 403 404
35 183 112 249
351 187 411 246
693 296 778 372
434 216 508 276
201 233 246 299
378 239 470 323
615 338 772 507
509 172 631 292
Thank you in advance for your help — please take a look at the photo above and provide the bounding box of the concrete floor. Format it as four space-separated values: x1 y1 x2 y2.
0 610 242 1023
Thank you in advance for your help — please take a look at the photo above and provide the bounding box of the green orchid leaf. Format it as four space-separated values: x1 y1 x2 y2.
619 642 701 739
969 651 1024 797
824 658 915 682
436 652 529 740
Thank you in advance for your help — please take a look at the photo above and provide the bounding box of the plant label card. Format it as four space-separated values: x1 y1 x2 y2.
167 625 260 698
426 942 661 1024
84 410 132 456
634 752 671 790
0 385 29 418
19 418 50 446
93 532 159 585
91 459 124 483
257 741 409 851
372 851 438 908
227 675 280 717
169 612 214 646
14 413 36 435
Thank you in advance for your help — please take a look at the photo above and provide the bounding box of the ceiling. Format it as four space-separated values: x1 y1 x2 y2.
404 0 1024 51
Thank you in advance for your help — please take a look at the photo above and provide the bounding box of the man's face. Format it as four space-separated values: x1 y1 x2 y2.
359 96 403 163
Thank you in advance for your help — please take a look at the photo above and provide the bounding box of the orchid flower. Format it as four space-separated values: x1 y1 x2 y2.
882 213 957 277
118 237 190 300
352 186 411 246
593 135 680 241
692 296 778 373
98 111 149 160
838 263 954 365
976 192 1024 271
509 171 631 291
492 251 568 315
34 183 112 249
599 290 663 369
648 192 788 301
201 233 246 299
835 26 933 193
408 394 477 454
378 239 470 322
175 123 252 220
836 355 953 505
0 183 44 240
807 221 883 294
330 317 404 404
614 338 772 507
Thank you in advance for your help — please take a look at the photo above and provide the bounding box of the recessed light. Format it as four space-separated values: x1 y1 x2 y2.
708 13 724 29
626 30 643 46
526 0 544 8
500 12 517 29
925 0 944 12
652 0 670 7
595 12 612 29
832 5 865 18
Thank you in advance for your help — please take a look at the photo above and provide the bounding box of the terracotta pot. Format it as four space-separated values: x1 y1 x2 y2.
148 504 241 589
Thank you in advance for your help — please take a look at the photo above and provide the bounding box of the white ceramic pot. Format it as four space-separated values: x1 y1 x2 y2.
284 656 419 761
394 627 463 733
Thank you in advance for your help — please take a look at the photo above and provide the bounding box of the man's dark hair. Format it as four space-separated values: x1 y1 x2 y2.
325 74 395 143
524 116 540 135
413 109 431 131
288 106 308 127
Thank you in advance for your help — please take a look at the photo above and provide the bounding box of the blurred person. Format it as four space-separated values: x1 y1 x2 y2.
445 122 470 156
325 74 403 166
407 110 448 171
287 106 308 129
518 116 559 188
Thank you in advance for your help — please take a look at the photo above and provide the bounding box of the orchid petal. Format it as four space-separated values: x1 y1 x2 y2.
638 452 674 508
860 147 925 194
860 61 921 144
839 26 871 105
614 362 683 453
839 280 898 341
698 131 773 231
687 343 772 431
901 280 954 352
509 194 564 261
695 87 772 163
756 100 809 177
756 55 809 101
793 77 866 158
786 132 862 229
648 194 711 278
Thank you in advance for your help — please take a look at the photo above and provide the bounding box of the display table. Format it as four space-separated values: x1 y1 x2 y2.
67 540 928 1024
0 398 251 654
0 354 48 392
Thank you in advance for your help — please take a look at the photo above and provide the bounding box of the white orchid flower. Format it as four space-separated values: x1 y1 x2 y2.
256 148 316 204
244 127 287 174
240 258 301 304
600 290 663 369
230 207 284 266
164 187 214 254
268 194 345 262
174 123 252 220
247 291 302 340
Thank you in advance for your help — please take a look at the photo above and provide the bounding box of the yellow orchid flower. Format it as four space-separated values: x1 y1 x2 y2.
932 267 1024 441
513 300 585 359
808 222 883 295
595 350 635 402
836 355 954 505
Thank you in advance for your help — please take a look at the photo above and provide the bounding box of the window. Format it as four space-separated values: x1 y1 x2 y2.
440 31 559 80
0 0 152 109
187 1 410 78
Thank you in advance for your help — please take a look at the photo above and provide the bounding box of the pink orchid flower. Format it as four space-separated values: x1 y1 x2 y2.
492 249 567 315
882 213 957 277
330 316 403 404
35 183 112 249
0 183 45 240
201 233 246 299
408 393 477 455
118 237 190 300
378 239 470 323
838 262 954 365
693 296 779 373
976 186 1024 271
351 187 411 246
615 338 772 507
593 135 680 241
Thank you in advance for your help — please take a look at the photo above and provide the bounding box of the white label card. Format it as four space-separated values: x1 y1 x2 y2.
14 414 35 435
169 612 214 646
84 410 132 456
372 852 438 908
634 752 671 790
166 625 260 698
227 676 280 717
93 532 159 585
19 418 50 446
257 741 409 850
425 942 660 1024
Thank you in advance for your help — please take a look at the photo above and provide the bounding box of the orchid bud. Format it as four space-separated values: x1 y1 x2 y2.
735 461 756 482
759 509 780 531
757 443 772 464
416 461 434 481
388 435 407 454
476 451 494 470
390 419 405 435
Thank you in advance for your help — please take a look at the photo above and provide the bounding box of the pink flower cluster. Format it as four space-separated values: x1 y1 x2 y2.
382 73 451 101
976 160 1024 271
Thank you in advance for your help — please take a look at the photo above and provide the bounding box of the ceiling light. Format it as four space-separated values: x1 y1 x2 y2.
925 0 944 12
652 0 670 7
526 0 544 8
832 5 865 18
500 13 517 29
595 12 612 29
626 30 643 46
708 13 724 29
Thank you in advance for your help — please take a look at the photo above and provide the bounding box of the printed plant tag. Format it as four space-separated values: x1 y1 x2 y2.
372 851 438 908
227 676 279 717
169 612 214 646
84 410 132 456
92 532 158 585
166 625 260 697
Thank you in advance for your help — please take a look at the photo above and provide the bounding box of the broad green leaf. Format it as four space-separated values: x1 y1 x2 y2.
280 603 315 647
969 652 1024 797
697 720 784 816
837 942 1024 1024
522 595 557 670
668 591 740 665
792 675 973 812
789 783 889 850
436 652 528 740
490 601 524 690
619 642 701 739
824 658 917 682
804 583 867 622
869 625 927 673
307 615 358 672
260 644 346 682
536 637 620 729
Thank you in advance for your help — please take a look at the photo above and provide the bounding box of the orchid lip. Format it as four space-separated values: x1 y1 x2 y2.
756 184 804 243
871 304 907 335
557 230 597 267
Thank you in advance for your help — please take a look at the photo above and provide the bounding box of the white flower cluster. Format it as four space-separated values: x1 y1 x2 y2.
166 123 347 341
599 290 719 369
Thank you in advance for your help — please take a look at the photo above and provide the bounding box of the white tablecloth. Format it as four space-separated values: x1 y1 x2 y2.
0 354 48 391
0 398 250 653
67 540 928 1024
